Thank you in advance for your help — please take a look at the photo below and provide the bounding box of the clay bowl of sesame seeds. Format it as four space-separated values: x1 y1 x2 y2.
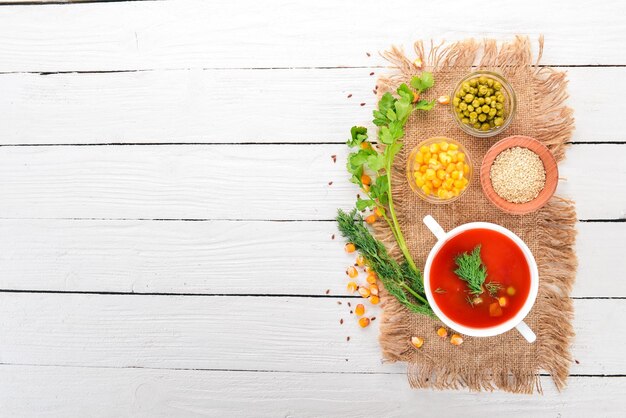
480 135 558 215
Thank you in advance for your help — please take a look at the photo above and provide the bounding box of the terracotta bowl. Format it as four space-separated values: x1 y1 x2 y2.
480 135 558 215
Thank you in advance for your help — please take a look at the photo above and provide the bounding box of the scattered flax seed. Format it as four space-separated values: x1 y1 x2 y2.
349 310 353 314
373 89 377 95
371 317 377 321
490 147 546 203
325 289 330 295
347 336 351 341
360 102 366 106
366 52 371 57
347 302 351 307
328 181 333 186
369 72 375 76
337 301 342 305
331 234 335 240
575 359 580 364
340 318 344 324
347 94 352 98
331 154 337 163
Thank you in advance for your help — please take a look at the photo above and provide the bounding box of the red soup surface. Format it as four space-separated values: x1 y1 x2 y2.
429 228 531 329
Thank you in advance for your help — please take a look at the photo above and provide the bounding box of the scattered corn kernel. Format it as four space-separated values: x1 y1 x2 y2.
360 142 371 150
359 317 371 328
450 334 464 346
437 95 450 105
369 284 379 296
366 273 377 284
369 295 380 305
347 282 357 293
365 214 377 224
355 254 366 267
358 286 371 298
374 207 384 217
361 174 372 186
411 336 425 349
413 58 423 69
507 286 516 296
355 304 365 316
498 296 508 307
346 266 358 278
437 327 448 338
344 243 356 253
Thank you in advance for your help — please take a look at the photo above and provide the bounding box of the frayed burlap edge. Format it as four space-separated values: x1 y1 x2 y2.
373 37 577 393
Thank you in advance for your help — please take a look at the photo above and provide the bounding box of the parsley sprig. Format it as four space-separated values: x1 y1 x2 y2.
346 73 435 276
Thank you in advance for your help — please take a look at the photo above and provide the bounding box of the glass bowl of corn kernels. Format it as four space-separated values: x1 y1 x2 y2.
406 137 473 203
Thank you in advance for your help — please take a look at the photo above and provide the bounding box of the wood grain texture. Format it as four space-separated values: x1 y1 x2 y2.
0 219 623 297
0 144 622 220
0 293 622 375
0 67 622 144
0 0 624 72
0 365 624 417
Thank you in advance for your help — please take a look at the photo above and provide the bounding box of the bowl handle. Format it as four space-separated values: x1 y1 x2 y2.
515 321 537 343
423 215 446 241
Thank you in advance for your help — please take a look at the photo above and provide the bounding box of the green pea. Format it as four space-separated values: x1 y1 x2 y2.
478 114 487 122
476 106 482 114
494 117 504 126
467 105 474 112
489 108 497 117
462 82 471 91
463 110 470 116
478 98 485 105
469 79 477 87
487 88 494 96
489 120 496 127
486 79 494 87
478 76 488 84
496 110 504 117
452 97 460 107
462 118 470 124
496 94 505 103
472 99 480 108
470 87 477 95
491 101 497 108
495 103 503 110
478 87 488 97
459 102 467 110
481 123 490 131
469 111 477 119
464 94 474 103
473 122 481 129
493 82 502 90
485 97 491 105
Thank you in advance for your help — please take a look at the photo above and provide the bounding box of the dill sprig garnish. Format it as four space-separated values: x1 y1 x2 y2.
485 282 502 298
454 245 488 295
336 209 433 317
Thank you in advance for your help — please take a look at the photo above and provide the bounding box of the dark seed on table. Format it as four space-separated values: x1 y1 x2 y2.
347 336 351 341
331 234 335 240
360 103 366 106
349 310 353 314
369 72 374 76
337 301 342 305
340 318 344 324
347 94 352 98
371 317 376 321
325 289 330 295
373 89 377 95
347 302 351 307
575 359 580 364
328 181 333 186
331 154 337 163
366 52 371 57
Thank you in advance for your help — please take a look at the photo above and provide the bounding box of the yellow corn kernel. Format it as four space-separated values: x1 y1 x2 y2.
450 334 464 346
414 176 425 187
427 158 439 167
359 317 370 328
425 169 436 180
358 287 370 298
453 179 464 189
429 143 440 153
370 295 380 305
451 171 460 180
463 164 470 175
419 145 429 154
457 152 466 162
347 282 358 293
445 163 455 173
437 327 448 338
440 153 451 165
430 162 442 171
355 303 365 316
436 169 446 180
369 284 379 296
439 141 449 151
437 188 447 199
419 165 428 173
432 178 442 188
411 336 425 349
415 153 424 164
423 152 431 162
447 149 459 156
425 180 434 190
461 177 469 186
456 162 464 171
448 143 459 151
443 178 454 190
421 185 432 195
366 273 377 284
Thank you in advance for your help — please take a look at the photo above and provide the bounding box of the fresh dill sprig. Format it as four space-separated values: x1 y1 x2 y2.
485 282 502 298
454 245 488 295
434 287 447 294
336 209 433 317
465 295 475 307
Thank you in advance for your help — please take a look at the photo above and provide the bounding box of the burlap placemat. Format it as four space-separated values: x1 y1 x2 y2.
374 37 576 393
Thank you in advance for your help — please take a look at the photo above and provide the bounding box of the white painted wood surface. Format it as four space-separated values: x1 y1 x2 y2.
0 0 624 416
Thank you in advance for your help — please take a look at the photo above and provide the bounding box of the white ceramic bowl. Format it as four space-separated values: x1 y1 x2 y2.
422 215 539 342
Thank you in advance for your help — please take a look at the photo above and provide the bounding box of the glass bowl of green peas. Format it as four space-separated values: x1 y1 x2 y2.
451 71 517 138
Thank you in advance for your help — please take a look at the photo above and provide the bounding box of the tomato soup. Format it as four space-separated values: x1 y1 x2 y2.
429 228 531 329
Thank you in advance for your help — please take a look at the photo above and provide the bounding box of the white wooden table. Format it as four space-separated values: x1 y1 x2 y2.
0 1 624 416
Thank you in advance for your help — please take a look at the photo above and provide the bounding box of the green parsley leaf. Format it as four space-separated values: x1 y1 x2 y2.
410 71 434 92
347 126 368 147
414 99 435 111
356 197 375 211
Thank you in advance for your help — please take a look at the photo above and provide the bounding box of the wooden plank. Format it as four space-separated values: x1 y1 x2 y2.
0 365 624 418
0 0 624 72
0 67 621 144
0 219 622 297
0 294 621 375
0 144 622 220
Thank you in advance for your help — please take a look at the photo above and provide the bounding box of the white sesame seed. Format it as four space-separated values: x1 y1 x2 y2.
490 147 546 203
